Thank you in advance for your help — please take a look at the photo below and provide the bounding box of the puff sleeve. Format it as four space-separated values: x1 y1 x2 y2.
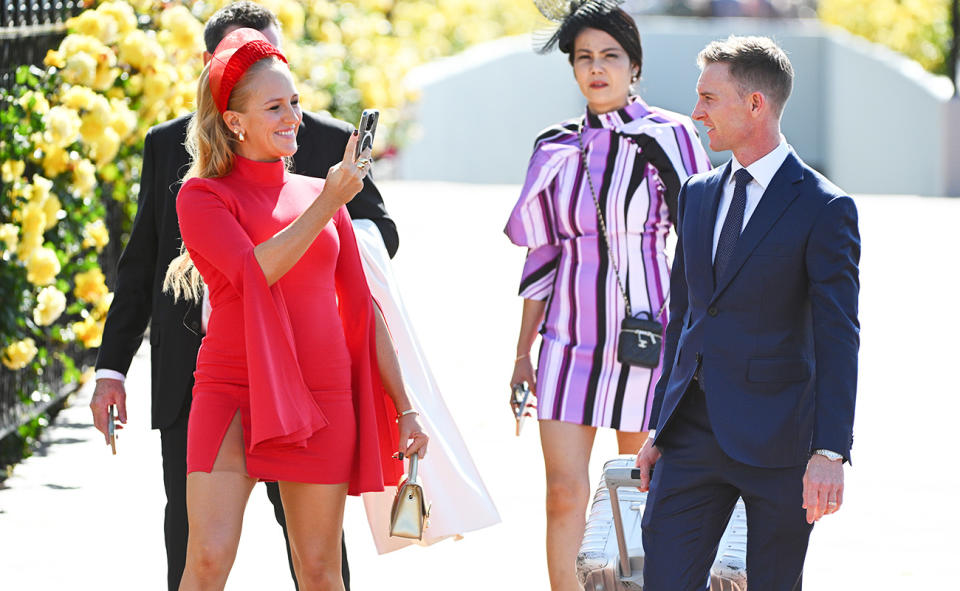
504 144 567 301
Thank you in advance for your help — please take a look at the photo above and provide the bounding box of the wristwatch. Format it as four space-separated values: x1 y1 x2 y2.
812 449 844 462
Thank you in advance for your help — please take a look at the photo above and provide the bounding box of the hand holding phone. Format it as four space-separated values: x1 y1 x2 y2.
510 382 536 436
354 109 379 162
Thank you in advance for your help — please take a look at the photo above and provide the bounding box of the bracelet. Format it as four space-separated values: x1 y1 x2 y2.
396 409 419 422
515 353 529 362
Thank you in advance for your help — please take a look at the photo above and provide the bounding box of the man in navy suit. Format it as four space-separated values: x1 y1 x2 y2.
634 36 860 590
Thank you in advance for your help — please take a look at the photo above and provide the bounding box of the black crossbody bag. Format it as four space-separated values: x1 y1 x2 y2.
578 122 667 369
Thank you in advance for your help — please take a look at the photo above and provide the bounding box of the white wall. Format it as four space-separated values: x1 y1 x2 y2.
398 17 960 196
824 28 960 196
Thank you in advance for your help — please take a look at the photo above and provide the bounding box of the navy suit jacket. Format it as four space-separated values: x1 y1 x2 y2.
650 151 860 468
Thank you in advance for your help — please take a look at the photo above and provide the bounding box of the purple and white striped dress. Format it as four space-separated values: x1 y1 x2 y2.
505 98 711 432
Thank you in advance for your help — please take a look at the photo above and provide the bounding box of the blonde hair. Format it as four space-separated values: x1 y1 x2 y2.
163 57 284 303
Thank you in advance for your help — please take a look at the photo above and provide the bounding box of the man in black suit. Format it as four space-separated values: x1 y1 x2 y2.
88 3 397 590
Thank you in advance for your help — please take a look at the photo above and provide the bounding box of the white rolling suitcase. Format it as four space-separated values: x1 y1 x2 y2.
577 457 748 591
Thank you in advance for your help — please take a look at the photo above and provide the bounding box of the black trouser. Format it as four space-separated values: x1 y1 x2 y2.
159 403 350 590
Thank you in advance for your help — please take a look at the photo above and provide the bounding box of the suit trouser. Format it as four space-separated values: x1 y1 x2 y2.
641 382 813 591
159 401 351 591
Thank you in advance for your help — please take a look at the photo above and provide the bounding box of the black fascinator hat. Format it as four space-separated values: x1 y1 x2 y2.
533 0 643 77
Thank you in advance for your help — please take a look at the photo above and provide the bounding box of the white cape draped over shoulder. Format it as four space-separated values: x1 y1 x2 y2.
353 219 501 553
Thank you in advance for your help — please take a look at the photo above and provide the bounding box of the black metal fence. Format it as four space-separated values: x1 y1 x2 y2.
0 0 86 90
1 0 87 445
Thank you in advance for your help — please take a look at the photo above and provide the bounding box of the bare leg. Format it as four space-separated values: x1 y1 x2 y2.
278 481 350 591
540 420 597 591
616 430 649 455
179 412 256 591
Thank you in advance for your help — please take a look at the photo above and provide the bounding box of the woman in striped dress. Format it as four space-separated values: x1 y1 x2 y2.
505 2 710 589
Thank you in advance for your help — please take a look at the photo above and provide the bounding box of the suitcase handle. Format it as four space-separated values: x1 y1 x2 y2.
604 466 646 578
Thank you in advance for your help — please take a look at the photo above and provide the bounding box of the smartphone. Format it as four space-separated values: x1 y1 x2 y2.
354 109 379 161
107 404 117 455
510 382 535 436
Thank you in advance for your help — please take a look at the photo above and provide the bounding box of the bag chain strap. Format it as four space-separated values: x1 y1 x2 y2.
577 119 669 320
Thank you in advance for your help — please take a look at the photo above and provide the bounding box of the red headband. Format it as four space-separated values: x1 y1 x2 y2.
209 28 287 114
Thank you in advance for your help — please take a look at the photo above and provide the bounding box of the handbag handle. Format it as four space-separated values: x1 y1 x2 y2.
578 120 670 320
406 452 419 484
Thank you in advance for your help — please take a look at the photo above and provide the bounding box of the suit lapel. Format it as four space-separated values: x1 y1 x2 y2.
711 152 804 301
698 162 730 283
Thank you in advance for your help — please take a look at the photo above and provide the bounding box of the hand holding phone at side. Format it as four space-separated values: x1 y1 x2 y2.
90 378 126 446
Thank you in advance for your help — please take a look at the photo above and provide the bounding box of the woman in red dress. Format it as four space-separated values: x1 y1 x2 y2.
163 28 428 590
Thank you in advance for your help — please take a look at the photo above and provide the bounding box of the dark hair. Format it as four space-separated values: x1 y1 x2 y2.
203 1 280 54
697 35 794 115
555 3 643 78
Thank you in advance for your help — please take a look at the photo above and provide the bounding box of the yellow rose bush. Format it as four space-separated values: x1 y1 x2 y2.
820 0 952 76
3 0 537 463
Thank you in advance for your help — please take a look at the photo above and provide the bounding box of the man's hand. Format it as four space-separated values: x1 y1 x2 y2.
89 378 127 445
802 454 844 524
634 436 661 492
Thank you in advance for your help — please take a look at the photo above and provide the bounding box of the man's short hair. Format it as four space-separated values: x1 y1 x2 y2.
698 35 794 116
204 1 280 54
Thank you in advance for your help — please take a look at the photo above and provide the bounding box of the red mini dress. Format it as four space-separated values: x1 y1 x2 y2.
176 155 401 493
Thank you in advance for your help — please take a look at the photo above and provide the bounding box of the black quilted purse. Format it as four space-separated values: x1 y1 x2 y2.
579 122 666 369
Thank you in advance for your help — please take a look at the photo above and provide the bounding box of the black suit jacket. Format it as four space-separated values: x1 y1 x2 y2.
96 112 398 429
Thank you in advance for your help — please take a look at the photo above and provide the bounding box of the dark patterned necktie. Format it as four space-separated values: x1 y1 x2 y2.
714 168 753 281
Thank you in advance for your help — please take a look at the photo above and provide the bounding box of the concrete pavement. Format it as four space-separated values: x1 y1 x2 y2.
1 181 957 589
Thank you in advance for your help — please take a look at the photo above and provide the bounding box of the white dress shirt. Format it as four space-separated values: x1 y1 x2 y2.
711 138 791 261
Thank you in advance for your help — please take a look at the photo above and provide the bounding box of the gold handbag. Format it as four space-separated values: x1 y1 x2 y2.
389 452 430 539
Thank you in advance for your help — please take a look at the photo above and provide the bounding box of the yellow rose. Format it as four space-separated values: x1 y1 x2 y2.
72 316 105 348
89 127 121 166
265 0 305 40
43 105 82 148
60 85 96 110
16 230 43 262
42 194 63 231
0 223 18 253
68 10 120 45
18 91 50 115
2 338 38 370
1 159 25 183
82 219 110 252
30 174 54 203
72 158 97 195
143 64 175 103
26 247 61 286
126 73 144 95
74 267 109 303
98 1 138 35
109 98 137 139
42 145 72 177
81 93 112 133
117 30 165 72
62 51 98 87
44 49 66 69
33 285 67 326
159 5 203 53
93 65 120 92
20 201 47 236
